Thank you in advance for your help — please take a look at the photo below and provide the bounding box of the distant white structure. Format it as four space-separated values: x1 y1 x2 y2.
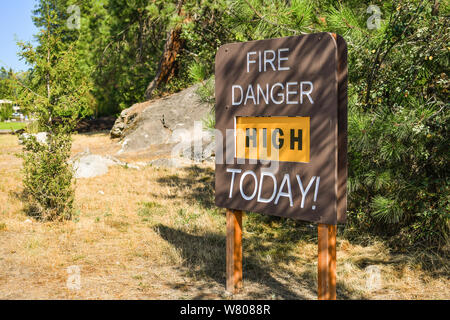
0 99 24 121
20 132 48 145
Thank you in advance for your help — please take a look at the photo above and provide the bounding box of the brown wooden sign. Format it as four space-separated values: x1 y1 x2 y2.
215 33 347 225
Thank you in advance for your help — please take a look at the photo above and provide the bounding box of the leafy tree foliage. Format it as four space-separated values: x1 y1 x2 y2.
0 68 15 99
17 0 92 220
321 0 449 249
0 68 16 121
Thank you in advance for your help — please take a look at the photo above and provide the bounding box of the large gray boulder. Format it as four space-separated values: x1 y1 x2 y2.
110 84 213 154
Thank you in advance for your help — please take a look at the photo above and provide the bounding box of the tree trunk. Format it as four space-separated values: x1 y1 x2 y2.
432 0 440 16
145 0 185 100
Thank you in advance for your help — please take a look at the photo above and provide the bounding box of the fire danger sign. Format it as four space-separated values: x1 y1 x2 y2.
214 33 348 224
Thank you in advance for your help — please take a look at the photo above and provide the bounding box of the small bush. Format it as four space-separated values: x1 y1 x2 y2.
0 103 13 121
196 77 215 105
20 129 74 221
16 3 92 221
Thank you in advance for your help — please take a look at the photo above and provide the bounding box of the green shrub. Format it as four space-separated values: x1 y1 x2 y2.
0 104 13 121
335 1 450 249
196 77 215 105
16 1 92 221
20 130 74 220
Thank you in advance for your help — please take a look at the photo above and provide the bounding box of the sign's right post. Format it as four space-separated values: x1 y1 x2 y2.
316 33 347 300
318 224 336 300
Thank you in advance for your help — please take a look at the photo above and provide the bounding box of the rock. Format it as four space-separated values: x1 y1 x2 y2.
20 132 48 145
24 219 32 224
110 102 150 139
110 117 126 138
178 131 215 163
72 154 110 178
70 149 140 178
148 158 178 168
110 84 213 154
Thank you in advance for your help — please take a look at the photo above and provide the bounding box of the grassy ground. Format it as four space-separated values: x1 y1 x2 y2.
0 122 27 131
0 132 448 299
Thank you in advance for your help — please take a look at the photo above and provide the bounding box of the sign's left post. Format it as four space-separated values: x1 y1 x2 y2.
226 209 243 293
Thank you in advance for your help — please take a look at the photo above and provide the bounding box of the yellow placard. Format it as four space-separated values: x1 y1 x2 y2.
235 116 310 163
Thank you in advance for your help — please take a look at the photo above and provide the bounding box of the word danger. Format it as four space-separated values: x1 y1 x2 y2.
227 168 320 209
231 48 314 106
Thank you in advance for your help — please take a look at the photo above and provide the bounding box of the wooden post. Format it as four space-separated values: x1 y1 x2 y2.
318 224 337 300
226 209 243 293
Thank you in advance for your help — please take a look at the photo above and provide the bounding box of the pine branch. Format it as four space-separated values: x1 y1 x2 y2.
243 0 310 35
10 72 45 100
365 0 427 106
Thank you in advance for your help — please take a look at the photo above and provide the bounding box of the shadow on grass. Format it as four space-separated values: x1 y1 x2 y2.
9 189 74 221
9 190 40 219
154 166 365 299
154 224 364 299
156 165 215 209
154 224 313 299
75 129 111 136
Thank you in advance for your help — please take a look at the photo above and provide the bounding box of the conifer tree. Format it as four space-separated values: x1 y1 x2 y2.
17 0 92 220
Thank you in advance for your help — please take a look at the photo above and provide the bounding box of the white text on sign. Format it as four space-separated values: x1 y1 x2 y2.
231 48 314 106
226 169 320 210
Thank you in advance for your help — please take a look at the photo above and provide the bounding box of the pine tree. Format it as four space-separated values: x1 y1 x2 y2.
16 0 92 220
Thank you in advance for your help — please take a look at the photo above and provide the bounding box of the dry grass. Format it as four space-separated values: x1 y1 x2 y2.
0 132 448 299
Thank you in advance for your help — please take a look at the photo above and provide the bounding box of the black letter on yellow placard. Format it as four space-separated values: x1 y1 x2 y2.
290 129 302 150
262 128 267 148
272 128 284 149
246 128 257 148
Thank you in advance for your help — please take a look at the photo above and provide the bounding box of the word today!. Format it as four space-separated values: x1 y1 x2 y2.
226 168 320 210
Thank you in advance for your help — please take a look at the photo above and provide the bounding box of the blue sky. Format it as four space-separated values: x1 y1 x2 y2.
0 0 38 72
